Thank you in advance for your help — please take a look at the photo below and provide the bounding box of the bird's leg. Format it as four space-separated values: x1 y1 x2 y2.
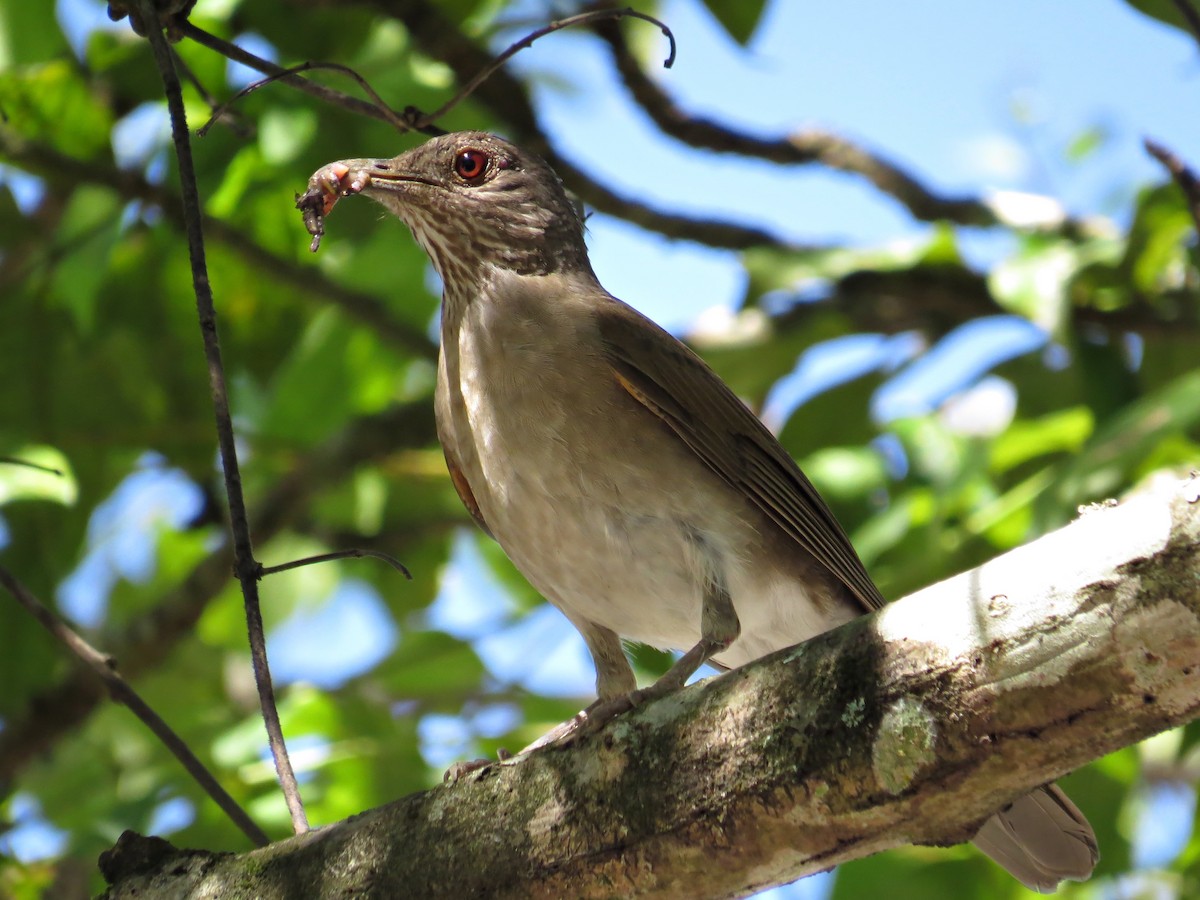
445 621 637 779
518 621 636 753
539 535 740 745
628 537 740 707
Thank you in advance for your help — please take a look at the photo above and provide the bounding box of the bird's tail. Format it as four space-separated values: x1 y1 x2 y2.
971 784 1098 893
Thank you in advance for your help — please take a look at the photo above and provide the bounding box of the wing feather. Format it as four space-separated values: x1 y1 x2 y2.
598 299 884 613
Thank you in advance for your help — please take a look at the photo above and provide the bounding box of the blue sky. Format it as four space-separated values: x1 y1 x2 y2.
519 0 1200 326
6 1 1199 894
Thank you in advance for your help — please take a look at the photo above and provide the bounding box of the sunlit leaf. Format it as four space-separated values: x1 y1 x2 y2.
701 0 768 44
0 446 76 506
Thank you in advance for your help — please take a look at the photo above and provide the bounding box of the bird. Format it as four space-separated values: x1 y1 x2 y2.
297 131 1098 892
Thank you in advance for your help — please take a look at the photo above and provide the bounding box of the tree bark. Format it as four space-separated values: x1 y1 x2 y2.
99 476 1200 900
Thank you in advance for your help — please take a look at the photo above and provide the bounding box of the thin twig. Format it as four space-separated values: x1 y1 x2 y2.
172 46 252 139
410 6 675 129
198 61 411 137
181 6 784 250
0 456 63 476
180 22 407 128
0 565 269 847
1170 0 1200 51
377 0 814 249
136 0 309 834
259 548 413 580
1144 138 1200 237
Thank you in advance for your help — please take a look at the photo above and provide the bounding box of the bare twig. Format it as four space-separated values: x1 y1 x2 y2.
183 5 786 250
259 548 412 580
198 61 412 137
191 9 671 138
180 22 409 128
0 565 269 847
1145 137 1200 237
410 6 675 129
136 0 308 833
0 456 63 476
173 46 252 138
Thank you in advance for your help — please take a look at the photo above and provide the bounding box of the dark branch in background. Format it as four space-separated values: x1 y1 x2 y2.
0 134 435 358
775 263 1200 340
0 567 269 848
1145 137 1200 237
135 0 308 833
0 399 439 787
1170 0 1200 51
589 18 997 229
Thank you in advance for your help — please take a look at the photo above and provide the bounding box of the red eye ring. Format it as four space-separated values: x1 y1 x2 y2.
454 148 489 182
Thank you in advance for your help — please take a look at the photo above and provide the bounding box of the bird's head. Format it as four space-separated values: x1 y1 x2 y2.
308 132 591 292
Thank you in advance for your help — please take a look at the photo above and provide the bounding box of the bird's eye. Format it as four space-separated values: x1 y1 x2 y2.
454 149 489 183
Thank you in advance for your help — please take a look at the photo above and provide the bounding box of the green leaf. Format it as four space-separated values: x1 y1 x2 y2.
377 630 485 700
0 445 76 506
1064 124 1111 164
1123 0 1199 36
989 407 1094 475
0 61 113 159
1123 183 1192 296
802 446 889 501
0 0 70 67
701 0 768 44
988 234 1118 334
1040 367 1200 526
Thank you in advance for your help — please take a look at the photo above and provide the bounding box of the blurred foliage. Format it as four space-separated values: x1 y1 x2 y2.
0 0 1198 898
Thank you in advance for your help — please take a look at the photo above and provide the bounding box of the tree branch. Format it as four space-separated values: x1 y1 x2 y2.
137 1 309 832
1145 137 1200 238
591 19 998 229
98 478 1200 899
0 566 269 847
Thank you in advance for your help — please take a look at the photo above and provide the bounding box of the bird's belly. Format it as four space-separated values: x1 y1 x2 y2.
439 299 859 664
450 391 859 659
470 402 713 649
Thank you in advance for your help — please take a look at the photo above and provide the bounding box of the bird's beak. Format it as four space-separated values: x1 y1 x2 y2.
310 158 423 206
296 157 430 252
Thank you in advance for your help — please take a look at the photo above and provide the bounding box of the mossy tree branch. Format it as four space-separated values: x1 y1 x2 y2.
99 478 1200 899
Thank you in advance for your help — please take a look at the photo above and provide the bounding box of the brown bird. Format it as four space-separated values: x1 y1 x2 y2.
297 131 1098 892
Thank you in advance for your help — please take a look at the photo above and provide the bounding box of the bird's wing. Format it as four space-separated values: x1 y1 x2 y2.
443 445 494 539
596 298 885 613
